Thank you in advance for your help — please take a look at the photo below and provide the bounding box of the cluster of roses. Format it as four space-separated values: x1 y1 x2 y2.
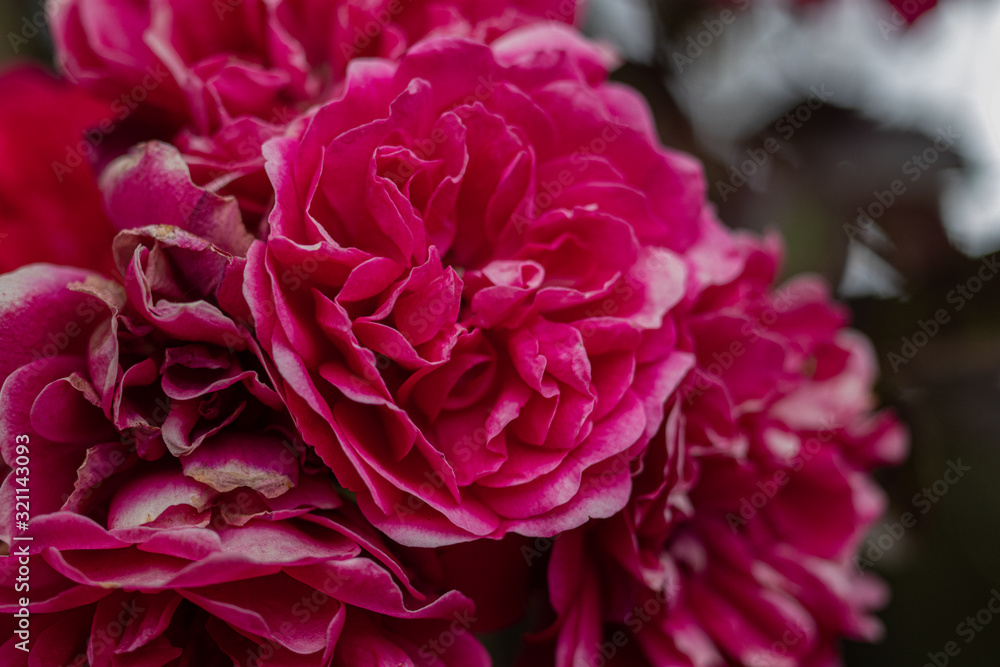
0 1 906 665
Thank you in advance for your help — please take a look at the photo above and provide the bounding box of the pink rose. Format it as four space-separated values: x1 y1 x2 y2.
0 65 117 276
246 27 708 546
0 149 487 665
544 236 907 666
50 0 585 223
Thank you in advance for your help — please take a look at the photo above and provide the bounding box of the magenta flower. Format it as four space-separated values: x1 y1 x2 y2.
544 236 907 666
0 148 486 665
50 0 585 222
0 64 117 276
0 5 914 665
245 27 709 546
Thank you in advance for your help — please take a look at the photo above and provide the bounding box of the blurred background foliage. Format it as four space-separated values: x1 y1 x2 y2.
603 1 1000 663
2 0 999 663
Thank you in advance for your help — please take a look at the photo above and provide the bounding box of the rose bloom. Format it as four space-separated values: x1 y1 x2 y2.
543 235 907 666
0 147 486 665
50 0 584 223
246 26 713 547
0 64 117 275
